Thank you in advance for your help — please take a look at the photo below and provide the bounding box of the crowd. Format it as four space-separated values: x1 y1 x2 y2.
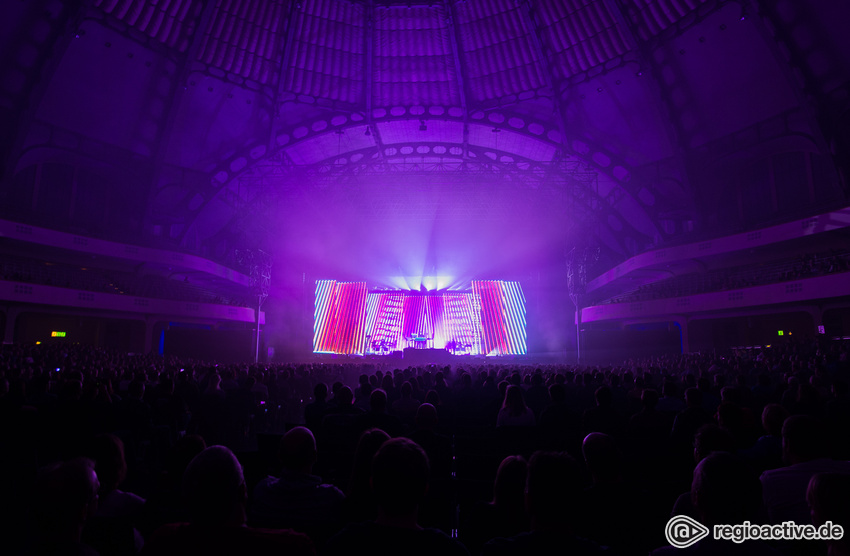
1 338 849 555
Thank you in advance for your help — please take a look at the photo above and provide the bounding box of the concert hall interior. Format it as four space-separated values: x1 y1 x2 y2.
1 0 850 555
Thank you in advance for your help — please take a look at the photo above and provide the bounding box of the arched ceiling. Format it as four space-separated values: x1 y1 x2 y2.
1 0 848 277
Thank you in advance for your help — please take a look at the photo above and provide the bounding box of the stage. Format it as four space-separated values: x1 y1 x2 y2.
313 279 528 358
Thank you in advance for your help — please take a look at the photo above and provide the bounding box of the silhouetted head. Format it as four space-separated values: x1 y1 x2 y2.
548 383 565 404
684 387 703 408
503 385 528 415
492 455 527 509
370 388 388 412
371 438 429 516
807 473 850 538
424 389 441 406
761 403 789 437
34 458 99 541
525 451 583 530
694 424 735 463
594 386 612 407
783 415 827 464
641 388 659 410
415 403 438 430
313 382 328 401
86 433 127 495
717 401 743 431
582 433 622 484
692 452 761 526
279 426 317 474
335 386 354 406
183 446 247 526
349 428 390 497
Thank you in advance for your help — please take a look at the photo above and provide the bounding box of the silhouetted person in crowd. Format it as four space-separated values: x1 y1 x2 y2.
581 433 660 555
653 452 780 555
87 434 145 522
343 428 390 524
304 383 332 432
670 424 736 519
193 374 228 446
391 381 421 425
460 455 529 555
250 427 344 546
826 380 850 459
671 388 712 448
142 445 314 556
29 458 100 556
142 435 206 533
482 451 604 556
116 380 152 444
628 388 667 440
740 404 788 473
406 403 452 481
497 385 535 427
84 433 145 554
525 373 548 418
355 389 402 437
323 386 362 420
325 438 468 556
539 383 572 429
761 415 850 525
582 386 624 437
807 473 850 556
657 379 687 417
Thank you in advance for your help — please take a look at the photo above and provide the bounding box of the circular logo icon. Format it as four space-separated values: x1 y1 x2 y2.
665 515 710 549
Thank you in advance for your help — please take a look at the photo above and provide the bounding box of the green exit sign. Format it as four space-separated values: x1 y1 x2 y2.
51 331 66 337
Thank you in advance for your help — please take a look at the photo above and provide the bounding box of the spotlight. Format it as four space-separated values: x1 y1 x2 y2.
419 119 427 131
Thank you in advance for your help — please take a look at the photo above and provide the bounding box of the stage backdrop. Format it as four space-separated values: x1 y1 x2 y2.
313 280 526 356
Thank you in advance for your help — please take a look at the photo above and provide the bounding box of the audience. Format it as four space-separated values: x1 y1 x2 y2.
29 457 101 556
343 427 390 524
142 445 315 555
497 385 535 427
653 452 781 555
324 438 468 556
250 427 344 544
761 415 850 525
459 455 529 555
4 338 850 556
353 389 402 437
581 433 661 555
807 473 850 556
482 451 606 556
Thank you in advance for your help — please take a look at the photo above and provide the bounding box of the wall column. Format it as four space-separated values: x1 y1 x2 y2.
677 318 690 354
3 306 20 344
143 317 156 354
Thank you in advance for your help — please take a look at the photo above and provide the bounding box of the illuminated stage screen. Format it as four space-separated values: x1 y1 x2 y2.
313 280 526 356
